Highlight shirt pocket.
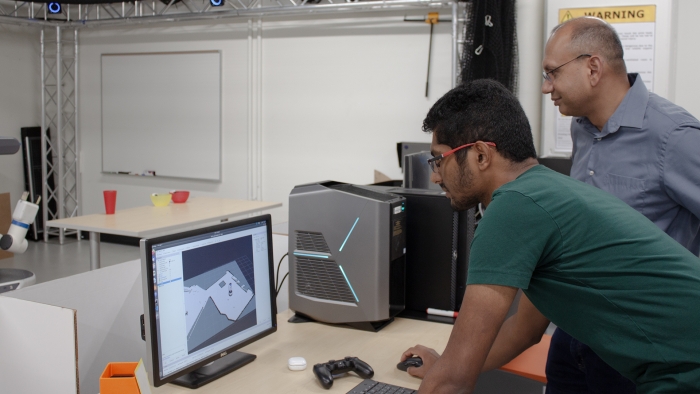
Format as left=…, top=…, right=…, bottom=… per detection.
left=603, top=173, right=647, bottom=214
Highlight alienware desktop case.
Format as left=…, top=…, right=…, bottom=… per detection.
left=288, top=181, right=406, bottom=330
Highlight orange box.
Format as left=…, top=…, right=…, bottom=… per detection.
left=100, top=362, right=141, bottom=394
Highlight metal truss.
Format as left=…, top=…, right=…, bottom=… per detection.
left=41, top=27, right=80, bottom=243
left=0, top=0, right=456, bottom=27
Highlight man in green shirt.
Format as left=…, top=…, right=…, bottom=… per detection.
left=400, top=79, right=700, bottom=393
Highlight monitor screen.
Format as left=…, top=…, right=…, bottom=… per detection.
left=141, top=214, right=277, bottom=388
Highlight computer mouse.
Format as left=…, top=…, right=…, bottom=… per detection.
left=397, top=357, right=423, bottom=371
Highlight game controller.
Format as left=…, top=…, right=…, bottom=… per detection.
left=313, top=356, right=374, bottom=389
left=397, top=357, right=423, bottom=371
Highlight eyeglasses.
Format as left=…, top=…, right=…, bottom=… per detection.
left=427, top=141, right=497, bottom=173
left=542, top=54, right=591, bottom=82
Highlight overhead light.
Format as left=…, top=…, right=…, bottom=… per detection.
left=210, top=0, right=224, bottom=6
left=48, top=2, right=61, bottom=14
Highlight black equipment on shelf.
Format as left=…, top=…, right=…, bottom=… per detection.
left=20, top=127, right=56, bottom=241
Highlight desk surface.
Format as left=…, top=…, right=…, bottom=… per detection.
left=152, top=309, right=453, bottom=393
left=46, top=197, right=281, bottom=237
left=151, top=310, right=549, bottom=393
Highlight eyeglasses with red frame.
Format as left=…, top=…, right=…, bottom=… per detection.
left=427, top=141, right=497, bottom=173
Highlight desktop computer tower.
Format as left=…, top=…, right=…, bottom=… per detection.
left=360, top=186, right=475, bottom=318
left=288, top=181, right=407, bottom=331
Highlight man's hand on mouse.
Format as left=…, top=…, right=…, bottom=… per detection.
left=401, top=344, right=440, bottom=378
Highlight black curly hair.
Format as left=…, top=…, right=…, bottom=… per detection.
left=423, top=79, right=536, bottom=164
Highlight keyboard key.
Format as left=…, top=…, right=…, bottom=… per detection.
left=347, top=379, right=416, bottom=394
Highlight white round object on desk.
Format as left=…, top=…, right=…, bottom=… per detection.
left=288, top=357, right=307, bottom=371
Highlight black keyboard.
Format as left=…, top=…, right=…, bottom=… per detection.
left=346, top=379, right=417, bottom=394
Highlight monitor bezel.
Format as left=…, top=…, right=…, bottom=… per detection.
left=141, top=214, right=278, bottom=387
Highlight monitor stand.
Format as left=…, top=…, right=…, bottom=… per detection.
left=171, top=351, right=256, bottom=389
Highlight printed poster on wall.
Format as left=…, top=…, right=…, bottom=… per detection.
left=554, top=5, right=656, bottom=152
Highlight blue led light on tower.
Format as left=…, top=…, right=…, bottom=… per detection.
left=210, top=0, right=225, bottom=6
left=48, top=2, right=61, bottom=14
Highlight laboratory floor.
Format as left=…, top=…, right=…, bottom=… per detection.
left=0, top=238, right=139, bottom=285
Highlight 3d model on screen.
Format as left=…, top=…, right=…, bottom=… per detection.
left=181, top=257, right=257, bottom=353
left=185, top=268, right=255, bottom=336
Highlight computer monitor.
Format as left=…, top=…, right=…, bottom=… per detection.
left=140, top=214, right=277, bottom=388
left=538, top=157, right=572, bottom=176
left=396, top=141, right=431, bottom=170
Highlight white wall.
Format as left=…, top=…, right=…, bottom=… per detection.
left=74, top=6, right=553, bottom=225
left=78, top=12, right=450, bottom=224
left=517, top=0, right=546, bottom=155
left=79, top=22, right=251, bottom=216
left=261, top=14, right=451, bottom=222
left=673, top=0, right=700, bottom=118
left=0, top=26, right=41, bottom=203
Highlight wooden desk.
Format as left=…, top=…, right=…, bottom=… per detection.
left=46, top=197, right=281, bottom=270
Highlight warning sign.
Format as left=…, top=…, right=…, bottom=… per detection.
left=558, top=5, right=656, bottom=24
left=552, top=4, right=658, bottom=152
left=561, top=10, right=574, bottom=22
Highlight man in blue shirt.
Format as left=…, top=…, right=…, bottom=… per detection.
left=541, top=16, right=700, bottom=393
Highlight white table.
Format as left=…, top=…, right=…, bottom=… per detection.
left=46, top=197, right=281, bottom=270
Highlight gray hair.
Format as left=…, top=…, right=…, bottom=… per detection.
left=551, top=17, right=626, bottom=74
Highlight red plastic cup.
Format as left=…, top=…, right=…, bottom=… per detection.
left=103, top=190, right=117, bottom=215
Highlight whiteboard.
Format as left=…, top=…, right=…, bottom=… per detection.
left=540, top=0, right=676, bottom=157
left=101, top=51, right=222, bottom=180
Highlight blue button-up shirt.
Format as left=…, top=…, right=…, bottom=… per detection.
left=571, top=73, right=700, bottom=255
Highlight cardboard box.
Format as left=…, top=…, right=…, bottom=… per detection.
left=100, top=362, right=140, bottom=394
left=0, top=193, right=13, bottom=260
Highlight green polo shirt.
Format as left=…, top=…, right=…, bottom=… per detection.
left=467, top=165, right=700, bottom=393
